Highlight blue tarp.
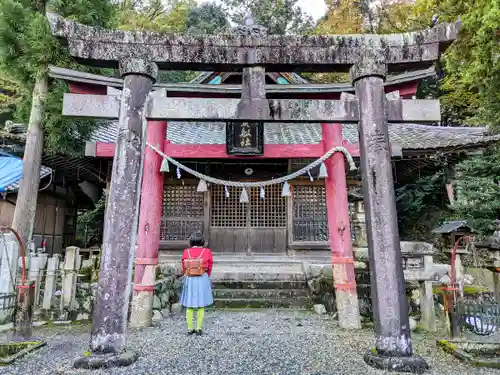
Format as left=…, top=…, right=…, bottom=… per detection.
left=0, top=156, right=24, bottom=193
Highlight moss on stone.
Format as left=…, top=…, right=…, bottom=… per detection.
left=463, top=285, right=489, bottom=294
left=0, top=341, right=43, bottom=362
left=438, top=339, right=457, bottom=351
left=433, top=285, right=489, bottom=295
left=78, top=267, right=93, bottom=282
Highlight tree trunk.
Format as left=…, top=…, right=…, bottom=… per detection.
left=11, top=72, right=48, bottom=249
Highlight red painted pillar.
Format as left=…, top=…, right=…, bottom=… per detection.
left=129, top=120, right=167, bottom=327
left=322, top=122, right=361, bottom=329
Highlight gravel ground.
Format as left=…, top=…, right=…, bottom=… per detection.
left=0, top=310, right=498, bottom=375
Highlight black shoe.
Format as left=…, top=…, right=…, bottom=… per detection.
left=187, top=330, right=196, bottom=335
left=195, top=330, right=203, bottom=336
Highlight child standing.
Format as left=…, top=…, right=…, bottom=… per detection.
left=180, top=231, right=214, bottom=335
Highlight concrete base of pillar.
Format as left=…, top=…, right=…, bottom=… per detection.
left=336, top=290, right=362, bottom=329
left=129, top=291, right=153, bottom=328
left=73, top=350, right=139, bottom=369
left=364, top=350, right=429, bottom=374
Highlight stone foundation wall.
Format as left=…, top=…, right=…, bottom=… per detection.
left=304, top=261, right=427, bottom=321
left=71, top=263, right=184, bottom=320
left=154, top=263, right=183, bottom=312
left=304, top=261, right=372, bottom=316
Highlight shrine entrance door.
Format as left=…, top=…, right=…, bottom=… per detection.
left=209, top=184, right=287, bottom=253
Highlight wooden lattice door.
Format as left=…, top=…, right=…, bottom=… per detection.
left=292, top=184, right=328, bottom=244
left=248, top=185, right=286, bottom=253
left=161, top=182, right=204, bottom=243
left=210, top=186, right=247, bottom=253
left=210, top=185, right=286, bottom=253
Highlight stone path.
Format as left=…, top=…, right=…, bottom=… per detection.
left=0, top=310, right=498, bottom=375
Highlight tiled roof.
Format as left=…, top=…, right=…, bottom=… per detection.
left=90, top=121, right=500, bottom=151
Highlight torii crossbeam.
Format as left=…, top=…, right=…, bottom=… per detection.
left=62, top=92, right=441, bottom=123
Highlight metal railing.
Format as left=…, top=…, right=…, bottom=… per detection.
left=457, top=298, right=500, bottom=336
left=0, top=292, right=16, bottom=324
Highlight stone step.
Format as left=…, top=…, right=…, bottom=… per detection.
left=211, top=280, right=308, bottom=290
left=159, top=252, right=332, bottom=266
left=211, top=270, right=306, bottom=282
left=213, top=288, right=310, bottom=299
left=213, top=297, right=313, bottom=309
left=213, top=262, right=305, bottom=269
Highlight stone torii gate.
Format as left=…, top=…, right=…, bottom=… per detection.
left=49, top=13, right=460, bottom=372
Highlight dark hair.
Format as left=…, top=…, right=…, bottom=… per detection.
left=189, top=231, right=205, bottom=247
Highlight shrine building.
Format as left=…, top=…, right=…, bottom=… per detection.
left=50, top=66, right=499, bottom=255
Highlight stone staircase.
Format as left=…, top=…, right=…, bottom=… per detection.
left=158, top=252, right=330, bottom=309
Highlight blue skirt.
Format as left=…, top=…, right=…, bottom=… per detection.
left=180, top=273, right=214, bottom=308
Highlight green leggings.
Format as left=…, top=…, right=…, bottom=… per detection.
left=186, top=308, right=205, bottom=331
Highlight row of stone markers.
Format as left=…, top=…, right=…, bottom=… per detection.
left=0, top=239, right=181, bottom=329
left=28, top=247, right=99, bottom=322
left=0, top=241, right=100, bottom=326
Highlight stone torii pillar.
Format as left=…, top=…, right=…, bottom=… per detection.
left=351, top=55, right=428, bottom=372
left=74, top=58, right=158, bottom=369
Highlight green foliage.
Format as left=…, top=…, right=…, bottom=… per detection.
left=157, top=70, right=198, bottom=84
left=115, top=0, right=198, bottom=84
left=52, top=0, right=115, bottom=27
left=115, top=0, right=195, bottom=33
left=452, top=146, right=500, bottom=234
left=186, top=2, right=230, bottom=35
left=0, top=0, right=116, bottom=154
left=43, top=81, right=101, bottom=155
left=75, top=194, right=106, bottom=247
left=0, top=73, right=22, bottom=114
left=410, top=0, right=500, bottom=128
left=306, top=0, right=416, bottom=84
left=314, top=0, right=364, bottom=34
left=221, top=0, right=314, bottom=35
left=395, top=171, right=451, bottom=240
left=0, top=1, right=64, bottom=83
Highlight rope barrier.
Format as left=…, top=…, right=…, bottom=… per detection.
left=146, top=142, right=356, bottom=188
